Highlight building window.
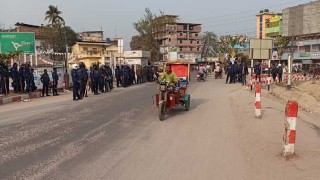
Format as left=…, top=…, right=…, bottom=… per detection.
left=190, top=47, right=193, bottom=51
left=197, top=41, right=200, bottom=44
left=180, top=47, right=183, bottom=51
left=169, top=38, right=171, bottom=42
left=180, top=33, right=183, bottom=36
left=197, top=47, right=200, bottom=51
left=83, top=47, right=88, bottom=51
left=92, top=48, right=98, bottom=54
left=195, top=34, right=198, bottom=37
left=180, top=40, right=183, bottom=44
left=190, top=40, right=193, bottom=44
left=180, top=55, right=183, bottom=58
left=260, top=15, right=263, bottom=23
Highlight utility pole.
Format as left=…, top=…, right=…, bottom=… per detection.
left=287, top=22, right=295, bottom=90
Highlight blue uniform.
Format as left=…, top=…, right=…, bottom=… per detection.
left=11, top=66, right=20, bottom=93
left=52, top=71, right=59, bottom=95
left=40, top=73, right=50, bottom=96
left=72, top=69, right=81, bottom=100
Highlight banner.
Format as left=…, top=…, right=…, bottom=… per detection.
left=0, top=32, right=35, bottom=54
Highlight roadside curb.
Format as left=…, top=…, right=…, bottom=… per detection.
left=0, top=92, right=41, bottom=106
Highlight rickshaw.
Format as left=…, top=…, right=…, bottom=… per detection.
left=155, top=60, right=191, bottom=121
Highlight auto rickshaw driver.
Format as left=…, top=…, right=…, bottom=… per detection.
left=160, top=64, right=179, bottom=89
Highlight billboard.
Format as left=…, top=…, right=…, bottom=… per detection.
left=0, top=32, right=35, bottom=54
left=249, top=38, right=273, bottom=60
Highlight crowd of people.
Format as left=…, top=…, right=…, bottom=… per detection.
left=225, top=61, right=249, bottom=86
left=70, top=63, right=159, bottom=101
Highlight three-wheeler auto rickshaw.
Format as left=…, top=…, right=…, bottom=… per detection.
left=155, top=60, right=191, bottom=121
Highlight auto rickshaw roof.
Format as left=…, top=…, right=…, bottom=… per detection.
left=166, top=60, right=190, bottom=64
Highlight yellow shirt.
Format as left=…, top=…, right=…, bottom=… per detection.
left=160, top=71, right=178, bottom=86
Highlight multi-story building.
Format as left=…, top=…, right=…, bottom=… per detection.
left=256, top=10, right=282, bottom=39
left=282, top=1, right=320, bottom=36
left=71, top=31, right=108, bottom=68
left=159, top=16, right=202, bottom=63
left=265, top=15, right=283, bottom=38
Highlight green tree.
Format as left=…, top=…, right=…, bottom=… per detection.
left=274, top=35, right=289, bottom=64
left=219, top=35, right=247, bottom=59
left=133, top=8, right=176, bottom=62
left=201, top=31, right=219, bottom=58
left=44, top=5, right=65, bottom=28
left=130, top=35, right=144, bottom=50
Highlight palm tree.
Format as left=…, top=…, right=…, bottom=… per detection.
left=219, top=35, right=247, bottom=59
left=44, top=5, right=65, bottom=28
left=201, top=31, right=219, bottom=58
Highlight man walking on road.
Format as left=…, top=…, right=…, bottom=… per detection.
left=71, top=64, right=81, bottom=101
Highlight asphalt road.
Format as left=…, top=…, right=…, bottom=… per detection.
left=1, top=73, right=320, bottom=180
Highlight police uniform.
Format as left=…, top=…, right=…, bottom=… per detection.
left=52, top=68, right=59, bottom=96
left=71, top=68, right=81, bottom=100
left=40, top=70, right=50, bottom=96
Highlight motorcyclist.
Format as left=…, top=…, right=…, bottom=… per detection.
left=214, top=64, right=221, bottom=73
left=198, top=64, right=206, bottom=78
left=160, top=64, right=179, bottom=88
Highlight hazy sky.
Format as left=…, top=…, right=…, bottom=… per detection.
left=0, top=0, right=311, bottom=48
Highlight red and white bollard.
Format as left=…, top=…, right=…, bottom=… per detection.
left=255, top=84, right=262, bottom=118
left=283, top=100, right=298, bottom=156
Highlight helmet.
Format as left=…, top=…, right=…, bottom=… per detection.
left=72, top=63, right=79, bottom=69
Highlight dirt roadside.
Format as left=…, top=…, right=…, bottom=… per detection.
left=230, top=84, right=320, bottom=180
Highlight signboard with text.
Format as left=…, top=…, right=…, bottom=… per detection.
left=0, top=32, right=35, bottom=54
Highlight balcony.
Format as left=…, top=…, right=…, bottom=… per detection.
left=266, top=27, right=280, bottom=34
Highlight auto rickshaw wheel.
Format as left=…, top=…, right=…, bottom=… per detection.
left=159, top=102, right=166, bottom=121
left=185, top=97, right=190, bottom=111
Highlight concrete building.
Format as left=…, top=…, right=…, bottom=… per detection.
left=256, top=10, right=281, bottom=39
left=71, top=31, right=108, bottom=68
left=159, top=16, right=202, bottom=63
left=124, top=51, right=150, bottom=66
left=282, top=1, right=320, bottom=36
left=265, top=15, right=283, bottom=38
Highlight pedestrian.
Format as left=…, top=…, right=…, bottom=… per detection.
left=52, top=67, right=59, bottom=96
left=106, top=65, right=113, bottom=90
left=71, top=64, right=81, bottom=100
left=40, top=69, right=50, bottom=97
left=99, top=65, right=106, bottom=93
left=271, top=64, right=277, bottom=82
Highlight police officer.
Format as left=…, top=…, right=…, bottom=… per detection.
left=115, top=65, right=122, bottom=87
left=131, top=65, right=136, bottom=85
left=71, top=64, right=81, bottom=100
left=40, top=69, right=50, bottom=97
left=25, top=63, right=32, bottom=93
left=92, top=64, right=101, bottom=95
left=226, top=63, right=233, bottom=84
left=100, top=65, right=106, bottom=93
left=30, top=68, right=37, bottom=92
left=19, top=64, right=26, bottom=93
left=79, top=62, right=88, bottom=98
left=106, top=65, right=113, bottom=90
left=254, top=62, right=262, bottom=82
left=52, top=67, right=59, bottom=96
left=0, top=61, right=7, bottom=95
left=11, top=63, right=20, bottom=93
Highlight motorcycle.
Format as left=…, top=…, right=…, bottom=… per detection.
left=215, top=70, right=223, bottom=79
left=197, top=73, right=206, bottom=82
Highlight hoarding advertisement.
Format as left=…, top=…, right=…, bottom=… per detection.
left=0, top=32, right=35, bottom=54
